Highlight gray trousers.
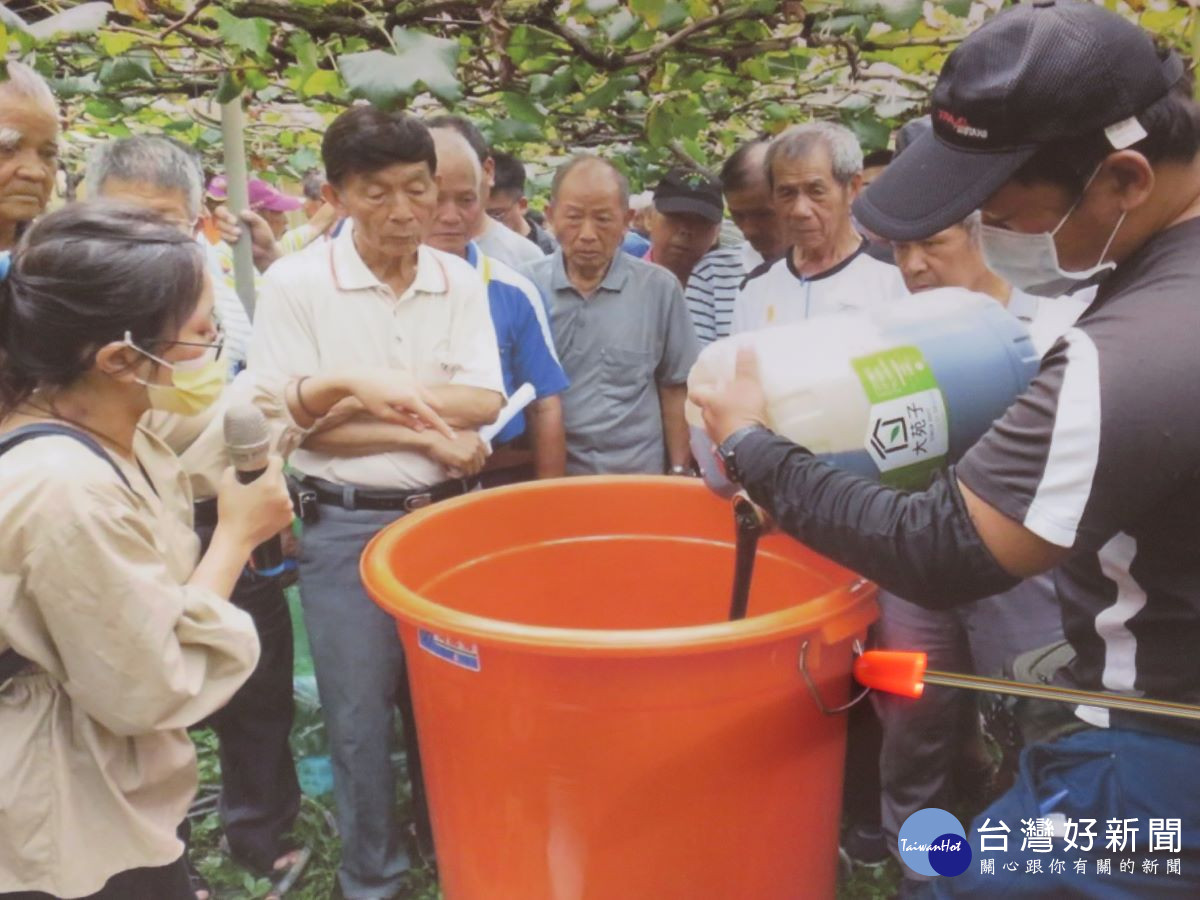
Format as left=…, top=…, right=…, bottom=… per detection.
left=298, top=504, right=411, bottom=899
left=871, top=574, right=1064, bottom=882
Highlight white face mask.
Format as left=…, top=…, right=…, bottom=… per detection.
left=980, top=166, right=1126, bottom=298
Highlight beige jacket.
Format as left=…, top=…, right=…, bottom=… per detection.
left=143, top=369, right=309, bottom=501
left=0, top=426, right=260, bottom=897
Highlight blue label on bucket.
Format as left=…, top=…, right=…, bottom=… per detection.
left=418, top=629, right=481, bottom=672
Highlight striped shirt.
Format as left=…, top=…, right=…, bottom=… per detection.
left=957, top=217, right=1200, bottom=738
left=684, top=245, right=748, bottom=344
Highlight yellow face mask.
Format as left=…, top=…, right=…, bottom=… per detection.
left=125, top=331, right=227, bottom=416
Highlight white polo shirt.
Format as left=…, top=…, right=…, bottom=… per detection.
left=731, top=240, right=907, bottom=333
left=249, top=221, right=505, bottom=490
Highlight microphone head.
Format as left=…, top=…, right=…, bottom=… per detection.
left=223, top=403, right=271, bottom=472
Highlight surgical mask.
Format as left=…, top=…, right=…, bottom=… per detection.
left=125, top=332, right=226, bottom=416
left=980, top=166, right=1127, bottom=298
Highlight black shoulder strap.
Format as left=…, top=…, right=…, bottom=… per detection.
left=0, top=424, right=133, bottom=680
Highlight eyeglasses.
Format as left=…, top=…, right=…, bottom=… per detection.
left=127, top=330, right=225, bottom=364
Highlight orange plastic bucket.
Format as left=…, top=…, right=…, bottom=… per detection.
left=362, top=476, right=877, bottom=900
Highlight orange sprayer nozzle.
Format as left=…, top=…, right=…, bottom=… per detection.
left=853, top=650, right=928, bottom=699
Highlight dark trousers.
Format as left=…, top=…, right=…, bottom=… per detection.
left=0, top=858, right=191, bottom=900
left=195, top=515, right=301, bottom=871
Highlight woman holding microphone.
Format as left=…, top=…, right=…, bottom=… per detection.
left=0, top=201, right=449, bottom=900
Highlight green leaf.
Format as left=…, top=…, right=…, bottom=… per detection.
left=630, top=0, right=667, bottom=28
left=390, top=26, right=461, bottom=97
left=646, top=102, right=671, bottom=146
left=605, top=9, right=641, bottom=43
left=502, top=92, right=544, bottom=125
left=844, top=112, right=891, bottom=150
left=288, top=148, right=321, bottom=173
left=97, top=30, right=138, bottom=57
left=658, top=2, right=689, bottom=30
left=529, top=66, right=575, bottom=99
left=302, top=69, right=342, bottom=97
left=876, top=0, right=923, bottom=30
left=681, top=137, right=707, bottom=166
left=822, top=14, right=869, bottom=36
left=97, top=56, right=154, bottom=86
left=245, top=68, right=271, bottom=91
left=49, top=74, right=99, bottom=97
left=491, top=118, right=543, bottom=144
left=84, top=97, right=124, bottom=118
left=338, top=28, right=460, bottom=107
left=212, top=9, right=272, bottom=59
left=584, top=0, right=620, bottom=11
left=942, top=0, right=971, bottom=16
left=289, top=31, right=320, bottom=73
left=577, top=73, right=639, bottom=110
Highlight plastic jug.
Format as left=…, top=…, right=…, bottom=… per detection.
left=686, top=288, right=1039, bottom=491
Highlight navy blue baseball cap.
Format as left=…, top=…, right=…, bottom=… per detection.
left=854, top=0, right=1184, bottom=241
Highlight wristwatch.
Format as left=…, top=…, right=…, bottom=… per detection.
left=717, top=424, right=768, bottom=485
left=667, top=464, right=697, bottom=476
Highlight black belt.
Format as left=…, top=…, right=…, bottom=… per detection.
left=297, top=474, right=478, bottom=512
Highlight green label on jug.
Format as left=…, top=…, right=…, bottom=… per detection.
left=851, top=347, right=949, bottom=490
left=852, top=346, right=939, bottom=403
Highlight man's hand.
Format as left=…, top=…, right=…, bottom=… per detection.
left=342, top=369, right=455, bottom=439
left=214, top=205, right=280, bottom=272
left=688, top=346, right=770, bottom=445
left=426, top=431, right=489, bottom=477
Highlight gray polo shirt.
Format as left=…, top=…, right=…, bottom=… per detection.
left=523, top=249, right=699, bottom=475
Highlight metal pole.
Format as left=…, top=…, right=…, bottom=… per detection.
left=924, top=668, right=1200, bottom=724
left=220, top=95, right=257, bottom=319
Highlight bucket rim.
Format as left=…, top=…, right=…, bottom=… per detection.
left=360, top=476, right=878, bottom=656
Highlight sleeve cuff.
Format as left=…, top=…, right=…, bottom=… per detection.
left=736, top=430, right=814, bottom=493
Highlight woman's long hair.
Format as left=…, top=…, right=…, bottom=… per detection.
left=0, top=201, right=207, bottom=419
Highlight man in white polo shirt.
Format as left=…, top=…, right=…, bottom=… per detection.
left=732, top=122, right=906, bottom=333
left=249, top=107, right=503, bottom=900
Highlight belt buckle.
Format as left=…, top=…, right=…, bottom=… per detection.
left=404, top=492, right=433, bottom=512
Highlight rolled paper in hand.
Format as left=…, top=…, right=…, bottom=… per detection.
left=480, top=382, right=537, bottom=445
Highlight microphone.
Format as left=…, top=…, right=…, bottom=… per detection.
left=223, top=403, right=286, bottom=576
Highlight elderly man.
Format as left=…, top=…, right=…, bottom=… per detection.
left=251, top=107, right=504, bottom=899
left=90, top=139, right=257, bottom=372
left=644, top=167, right=723, bottom=287
left=85, top=135, right=309, bottom=893
left=732, top=122, right=906, bottom=333
left=426, top=125, right=569, bottom=484
left=427, top=113, right=544, bottom=269
left=696, top=4, right=1200, bottom=897
left=522, top=155, right=699, bottom=475
left=0, top=62, right=58, bottom=253
left=685, top=139, right=788, bottom=343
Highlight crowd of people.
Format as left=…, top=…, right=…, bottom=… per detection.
left=1, top=2, right=1200, bottom=898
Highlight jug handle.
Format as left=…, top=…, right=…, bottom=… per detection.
left=799, top=637, right=871, bottom=715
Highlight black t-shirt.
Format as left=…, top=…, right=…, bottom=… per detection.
left=957, top=217, right=1200, bottom=736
